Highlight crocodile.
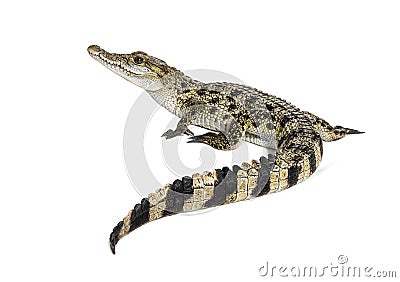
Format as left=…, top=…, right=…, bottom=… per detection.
left=87, top=45, right=363, bottom=254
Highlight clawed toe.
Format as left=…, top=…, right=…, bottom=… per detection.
left=187, top=135, right=205, bottom=144
left=187, top=132, right=219, bottom=144
left=161, top=129, right=179, bottom=139
left=184, top=129, right=194, bottom=136
left=162, top=128, right=193, bottom=140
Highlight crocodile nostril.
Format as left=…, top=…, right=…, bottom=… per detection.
left=87, top=45, right=102, bottom=55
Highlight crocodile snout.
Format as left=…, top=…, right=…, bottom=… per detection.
left=87, top=45, right=102, bottom=55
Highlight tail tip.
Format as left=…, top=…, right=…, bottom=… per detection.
left=109, top=241, right=116, bottom=255
left=347, top=128, right=365, bottom=135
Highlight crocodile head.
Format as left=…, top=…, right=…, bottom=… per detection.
left=87, top=45, right=171, bottom=92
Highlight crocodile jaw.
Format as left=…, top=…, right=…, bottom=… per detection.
left=87, top=45, right=163, bottom=91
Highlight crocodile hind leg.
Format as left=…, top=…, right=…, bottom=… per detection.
left=162, top=104, right=245, bottom=150
left=186, top=113, right=244, bottom=150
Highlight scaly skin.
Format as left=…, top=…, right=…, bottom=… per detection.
left=87, top=45, right=363, bottom=254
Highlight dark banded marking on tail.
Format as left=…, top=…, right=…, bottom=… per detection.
left=287, top=164, right=300, bottom=187
left=166, top=179, right=184, bottom=213
left=254, top=155, right=275, bottom=197
left=182, top=176, right=194, bottom=193
left=308, top=149, right=317, bottom=174
left=204, top=166, right=237, bottom=207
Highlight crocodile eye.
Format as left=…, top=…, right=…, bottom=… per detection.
left=133, top=56, right=144, bottom=64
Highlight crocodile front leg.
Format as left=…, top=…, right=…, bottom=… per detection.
left=161, top=118, right=194, bottom=139
left=161, top=106, right=203, bottom=139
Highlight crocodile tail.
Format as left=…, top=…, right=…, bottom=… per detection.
left=109, top=129, right=324, bottom=253
left=108, top=155, right=276, bottom=254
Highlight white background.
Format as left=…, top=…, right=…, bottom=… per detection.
left=1, top=1, right=399, bottom=281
